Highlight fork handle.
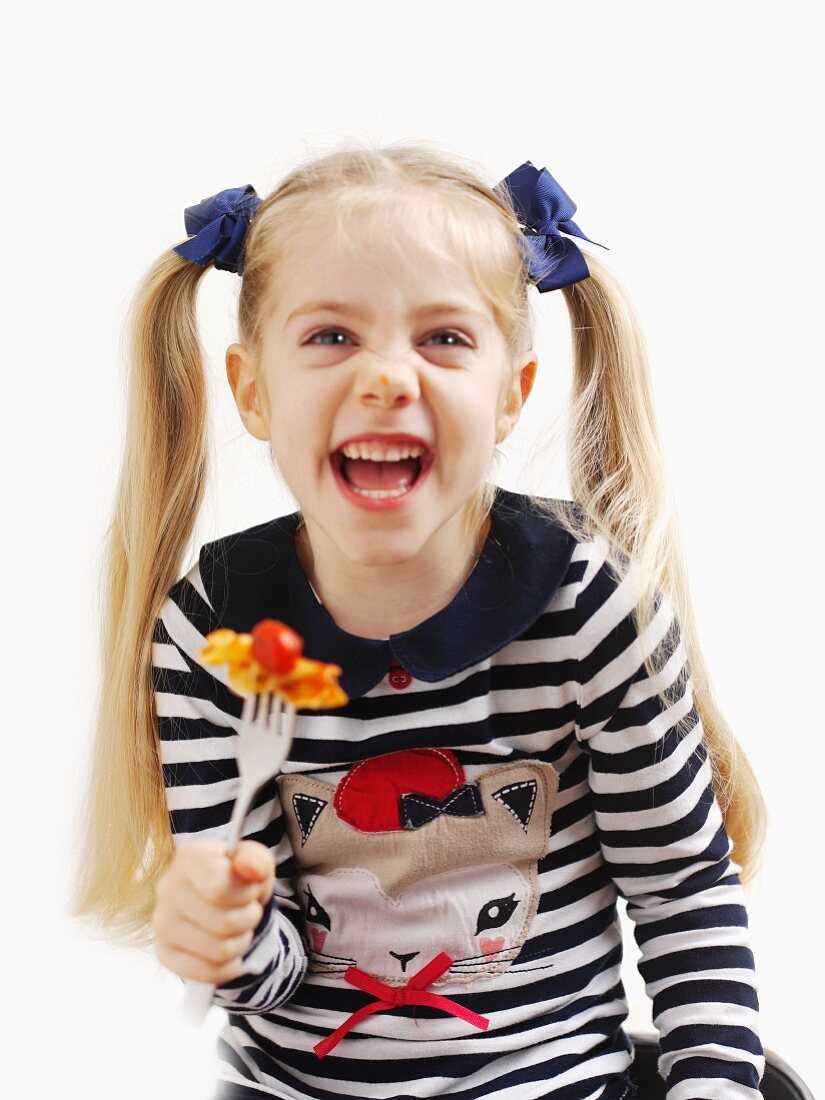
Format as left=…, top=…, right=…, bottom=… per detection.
left=225, top=780, right=257, bottom=853
left=180, top=978, right=216, bottom=1025
left=179, top=782, right=258, bottom=1025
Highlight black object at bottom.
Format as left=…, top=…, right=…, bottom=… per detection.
left=628, top=1034, right=815, bottom=1100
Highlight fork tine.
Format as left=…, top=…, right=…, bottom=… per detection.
left=270, top=693, right=283, bottom=737
left=283, top=701, right=297, bottom=742
left=241, top=692, right=255, bottom=726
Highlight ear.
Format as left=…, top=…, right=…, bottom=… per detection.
left=495, top=352, right=538, bottom=444
left=225, top=343, right=270, bottom=442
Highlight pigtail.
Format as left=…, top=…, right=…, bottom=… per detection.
left=69, top=252, right=212, bottom=946
left=541, top=251, right=767, bottom=883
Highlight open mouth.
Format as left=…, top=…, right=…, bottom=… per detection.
left=329, top=445, right=434, bottom=501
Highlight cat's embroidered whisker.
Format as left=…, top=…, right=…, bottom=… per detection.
left=451, top=947, right=524, bottom=966
left=309, top=950, right=358, bottom=963
left=508, top=961, right=556, bottom=972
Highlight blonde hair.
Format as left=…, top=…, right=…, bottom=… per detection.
left=69, top=139, right=766, bottom=949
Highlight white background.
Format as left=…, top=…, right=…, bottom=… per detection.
left=4, top=1, right=823, bottom=1097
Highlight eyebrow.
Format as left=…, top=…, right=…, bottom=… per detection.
left=285, top=300, right=491, bottom=328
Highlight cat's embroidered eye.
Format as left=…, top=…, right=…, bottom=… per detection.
left=303, top=884, right=331, bottom=931
left=475, top=892, right=519, bottom=935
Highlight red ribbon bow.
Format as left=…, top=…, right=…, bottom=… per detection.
left=313, top=951, right=490, bottom=1058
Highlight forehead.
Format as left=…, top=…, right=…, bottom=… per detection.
left=270, top=214, right=496, bottom=327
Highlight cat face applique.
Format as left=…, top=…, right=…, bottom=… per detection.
left=276, top=748, right=559, bottom=987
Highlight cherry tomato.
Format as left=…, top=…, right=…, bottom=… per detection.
left=251, top=619, right=303, bottom=673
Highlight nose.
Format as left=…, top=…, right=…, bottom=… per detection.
left=389, top=949, right=420, bottom=973
left=354, top=357, right=420, bottom=408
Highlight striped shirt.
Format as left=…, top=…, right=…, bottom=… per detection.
left=152, top=485, right=764, bottom=1099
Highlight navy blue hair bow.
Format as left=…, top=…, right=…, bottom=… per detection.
left=399, top=782, right=484, bottom=830
left=172, top=184, right=262, bottom=274
left=498, top=161, right=608, bottom=292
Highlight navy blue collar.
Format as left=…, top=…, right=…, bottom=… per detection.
left=197, top=485, right=578, bottom=700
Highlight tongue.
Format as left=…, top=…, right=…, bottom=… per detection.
left=341, top=457, right=419, bottom=490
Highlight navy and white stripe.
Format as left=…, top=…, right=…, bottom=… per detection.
left=151, top=496, right=764, bottom=1099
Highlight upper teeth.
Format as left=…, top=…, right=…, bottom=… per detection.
left=339, top=442, right=426, bottom=461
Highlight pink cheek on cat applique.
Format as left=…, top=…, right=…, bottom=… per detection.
left=479, top=935, right=506, bottom=961
left=310, top=927, right=328, bottom=953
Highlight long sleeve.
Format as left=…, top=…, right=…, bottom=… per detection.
left=574, top=538, right=764, bottom=1099
left=150, top=559, right=308, bottom=1014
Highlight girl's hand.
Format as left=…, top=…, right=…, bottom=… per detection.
left=152, top=839, right=275, bottom=985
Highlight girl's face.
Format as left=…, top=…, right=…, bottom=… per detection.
left=228, top=222, right=535, bottom=569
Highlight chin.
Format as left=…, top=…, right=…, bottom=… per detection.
left=338, top=528, right=427, bottom=568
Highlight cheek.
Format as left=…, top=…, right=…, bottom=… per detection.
left=433, top=377, right=499, bottom=438
left=268, top=377, right=330, bottom=443
left=449, top=396, right=499, bottom=455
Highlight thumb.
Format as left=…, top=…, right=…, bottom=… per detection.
left=230, top=840, right=273, bottom=885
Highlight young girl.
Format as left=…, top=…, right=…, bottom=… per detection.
left=71, top=143, right=767, bottom=1099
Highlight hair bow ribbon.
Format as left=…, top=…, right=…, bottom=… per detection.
left=498, top=160, right=608, bottom=292
left=173, top=184, right=262, bottom=274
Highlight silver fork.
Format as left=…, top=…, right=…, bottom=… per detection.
left=179, top=690, right=297, bottom=1025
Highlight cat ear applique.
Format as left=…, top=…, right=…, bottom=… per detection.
left=292, top=793, right=328, bottom=846
left=491, top=779, right=538, bottom=833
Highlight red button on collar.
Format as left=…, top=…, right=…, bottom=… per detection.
left=388, top=657, right=412, bottom=690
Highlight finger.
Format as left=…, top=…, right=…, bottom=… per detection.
left=231, top=841, right=274, bottom=884
left=181, top=849, right=262, bottom=908
left=234, top=850, right=274, bottom=907
left=254, top=863, right=275, bottom=907
left=161, top=911, right=255, bottom=967
left=154, top=938, right=246, bottom=986
left=232, top=848, right=274, bottom=907
left=168, top=883, right=265, bottom=938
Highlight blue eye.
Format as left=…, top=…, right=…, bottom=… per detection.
left=305, top=328, right=472, bottom=348
left=427, top=330, right=472, bottom=347
left=307, top=329, right=350, bottom=346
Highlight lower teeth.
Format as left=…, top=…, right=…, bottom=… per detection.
left=348, top=484, right=412, bottom=498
